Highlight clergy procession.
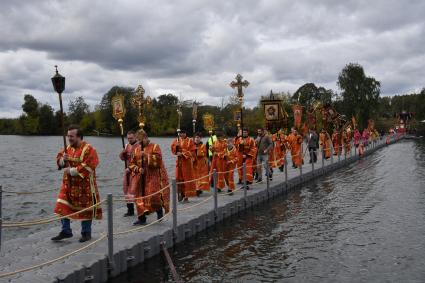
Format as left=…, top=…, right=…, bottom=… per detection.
left=50, top=73, right=387, bottom=243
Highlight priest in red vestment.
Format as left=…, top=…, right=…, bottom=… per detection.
left=193, top=132, right=209, bottom=195
left=130, top=130, right=170, bottom=225
left=52, top=125, right=102, bottom=243
left=119, top=130, right=138, bottom=217
left=171, top=129, right=196, bottom=201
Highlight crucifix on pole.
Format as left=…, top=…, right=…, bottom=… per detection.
left=130, top=84, right=151, bottom=197
left=230, top=74, right=249, bottom=131
left=131, top=85, right=152, bottom=129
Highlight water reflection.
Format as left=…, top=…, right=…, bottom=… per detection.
left=109, top=140, right=425, bottom=283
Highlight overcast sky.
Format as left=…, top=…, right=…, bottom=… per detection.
left=0, top=0, right=424, bottom=118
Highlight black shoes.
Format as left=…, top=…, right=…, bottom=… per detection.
left=256, top=178, right=263, bottom=183
left=124, top=203, right=135, bottom=217
left=52, top=231, right=92, bottom=242
left=227, top=189, right=234, bottom=195
left=156, top=208, right=164, bottom=220
left=196, top=190, right=203, bottom=197
left=237, top=179, right=243, bottom=185
left=133, top=214, right=147, bottom=226
left=79, top=233, right=92, bottom=243
left=51, top=231, right=73, bottom=241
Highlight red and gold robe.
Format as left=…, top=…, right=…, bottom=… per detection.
left=286, top=133, right=303, bottom=167
left=236, top=136, right=256, bottom=183
left=210, top=139, right=227, bottom=190
left=129, top=143, right=170, bottom=216
left=54, top=141, right=102, bottom=220
left=119, top=142, right=139, bottom=202
left=332, top=132, right=341, bottom=155
left=193, top=142, right=209, bottom=191
left=225, top=145, right=238, bottom=191
left=269, top=133, right=282, bottom=168
left=320, top=131, right=331, bottom=159
left=277, top=132, right=288, bottom=167
left=171, top=137, right=196, bottom=198
left=342, top=130, right=352, bottom=154
left=233, top=136, right=244, bottom=181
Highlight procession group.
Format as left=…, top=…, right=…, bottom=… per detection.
left=50, top=124, right=383, bottom=243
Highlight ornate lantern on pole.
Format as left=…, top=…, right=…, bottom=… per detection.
left=51, top=65, right=67, bottom=150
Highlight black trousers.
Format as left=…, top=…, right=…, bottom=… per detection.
left=309, top=147, right=317, bottom=163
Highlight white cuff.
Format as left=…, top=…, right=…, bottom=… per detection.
left=69, top=167, right=79, bottom=177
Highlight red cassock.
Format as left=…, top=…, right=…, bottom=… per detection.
left=171, top=137, right=197, bottom=198
left=286, top=133, right=303, bottom=167
left=276, top=132, right=288, bottom=166
left=225, top=145, right=238, bottom=191
left=193, top=143, right=209, bottom=191
left=128, top=143, right=170, bottom=216
left=119, top=142, right=139, bottom=202
left=269, top=133, right=282, bottom=168
left=54, top=142, right=102, bottom=220
left=210, top=139, right=227, bottom=190
left=233, top=136, right=244, bottom=181
left=235, top=136, right=256, bottom=183
left=210, top=141, right=238, bottom=191
left=342, top=131, right=352, bottom=154
left=320, top=132, right=331, bottom=159
left=332, top=132, right=341, bottom=155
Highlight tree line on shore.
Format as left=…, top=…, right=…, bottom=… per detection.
left=1, top=63, right=424, bottom=136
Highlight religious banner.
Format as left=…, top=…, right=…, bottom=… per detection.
left=292, top=104, right=303, bottom=128
left=202, top=113, right=215, bottom=132
left=111, top=92, right=125, bottom=121
left=260, top=90, right=288, bottom=132
left=264, top=103, right=279, bottom=121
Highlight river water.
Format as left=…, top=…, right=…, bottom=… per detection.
left=109, top=139, right=425, bottom=283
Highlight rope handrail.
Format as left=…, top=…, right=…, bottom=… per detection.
left=113, top=184, right=170, bottom=202
left=0, top=234, right=107, bottom=278
left=218, top=185, right=244, bottom=196
left=177, top=195, right=214, bottom=212
left=2, top=187, right=58, bottom=195
left=3, top=199, right=106, bottom=228
left=113, top=212, right=170, bottom=236
left=176, top=172, right=212, bottom=185
left=4, top=214, right=61, bottom=225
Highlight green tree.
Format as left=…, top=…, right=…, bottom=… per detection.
left=22, top=94, right=39, bottom=117
left=293, top=83, right=319, bottom=107
left=337, top=63, right=380, bottom=129
left=68, top=96, right=90, bottom=124
left=293, top=83, right=333, bottom=108
left=18, top=114, right=39, bottom=134
left=38, top=104, right=56, bottom=135
left=19, top=94, right=40, bottom=134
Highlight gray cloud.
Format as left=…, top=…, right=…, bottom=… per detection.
left=0, top=0, right=424, bottom=117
